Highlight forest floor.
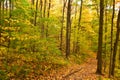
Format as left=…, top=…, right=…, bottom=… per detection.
left=39, top=53, right=107, bottom=80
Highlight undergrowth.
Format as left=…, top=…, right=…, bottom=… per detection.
left=0, top=48, right=90, bottom=79
left=0, top=52, right=68, bottom=79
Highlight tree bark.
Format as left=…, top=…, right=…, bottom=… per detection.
left=43, top=0, right=46, bottom=18
left=46, top=0, right=51, bottom=37
left=103, top=0, right=108, bottom=72
left=75, top=0, right=83, bottom=54
left=31, top=0, right=34, bottom=24
left=31, top=0, right=34, bottom=5
left=96, top=0, right=104, bottom=74
left=0, top=1, right=1, bottom=25
left=2, top=0, right=4, bottom=26
left=34, top=0, right=38, bottom=26
left=0, top=1, right=1, bottom=46
left=66, top=0, right=71, bottom=58
left=41, top=0, right=47, bottom=38
left=119, top=43, right=120, bottom=65
left=78, top=0, right=83, bottom=28
left=109, top=0, right=115, bottom=77
left=40, top=0, right=43, bottom=18
left=111, top=8, right=120, bottom=76
left=60, top=0, right=67, bottom=52
left=73, top=0, right=78, bottom=53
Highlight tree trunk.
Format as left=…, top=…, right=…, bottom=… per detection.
left=40, top=0, right=43, bottom=18
left=2, top=0, right=4, bottom=26
left=5, top=0, right=8, bottom=14
left=41, top=0, right=47, bottom=38
left=73, top=0, right=78, bottom=53
left=75, top=0, right=83, bottom=54
left=8, top=0, right=13, bottom=52
left=31, top=0, right=34, bottom=5
left=46, top=0, right=51, bottom=37
left=31, top=0, right=34, bottom=24
left=109, top=0, right=115, bottom=77
left=9, top=0, right=13, bottom=18
left=43, top=0, right=46, bottom=18
left=103, top=0, right=108, bottom=72
left=78, top=0, right=83, bottom=28
left=96, top=0, right=104, bottom=74
left=34, top=0, right=38, bottom=26
left=0, top=1, right=1, bottom=46
left=0, top=1, right=1, bottom=25
left=60, top=0, right=67, bottom=52
left=66, top=0, right=71, bottom=58
left=111, top=8, right=120, bottom=76
left=119, top=43, right=120, bottom=65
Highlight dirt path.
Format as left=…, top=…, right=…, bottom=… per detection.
left=40, top=55, right=102, bottom=80
left=60, top=56, right=99, bottom=80
left=62, top=57, right=99, bottom=80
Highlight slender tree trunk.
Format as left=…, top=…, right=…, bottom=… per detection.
left=60, top=0, right=67, bottom=52
left=0, top=1, right=1, bottom=25
left=78, top=0, right=83, bottom=28
left=103, top=0, right=108, bottom=72
left=5, top=0, right=8, bottom=14
left=32, top=0, right=34, bottom=5
left=46, top=0, right=51, bottom=37
left=0, top=1, right=2, bottom=46
left=39, top=0, right=43, bottom=37
left=2, top=0, right=4, bottom=26
left=34, top=0, right=38, bottom=26
left=8, top=0, right=13, bottom=52
left=119, top=42, right=120, bottom=65
left=43, top=0, right=46, bottom=18
left=74, top=1, right=77, bottom=20
left=73, top=0, right=77, bottom=53
left=40, top=0, right=43, bottom=18
left=41, top=0, right=47, bottom=38
left=66, top=0, right=71, bottom=58
left=96, top=0, right=104, bottom=74
left=111, top=8, right=120, bottom=76
left=9, top=0, right=12, bottom=18
left=75, top=0, right=83, bottom=54
left=109, top=0, right=115, bottom=77
left=31, top=0, right=34, bottom=24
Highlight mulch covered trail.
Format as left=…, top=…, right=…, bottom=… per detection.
left=62, top=57, right=99, bottom=80
left=39, top=55, right=103, bottom=80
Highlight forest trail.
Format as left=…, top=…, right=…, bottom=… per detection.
left=40, top=53, right=103, bottom=80
left=62, top=56, right=98, bottom=80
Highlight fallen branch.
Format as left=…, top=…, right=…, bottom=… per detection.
left=63, top=68, right=82, bottom=78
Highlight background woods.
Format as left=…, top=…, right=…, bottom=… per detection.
left=0, top=0, right=120, bottom=79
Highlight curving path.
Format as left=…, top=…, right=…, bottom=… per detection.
left=39, top=54, right=103, bottom=80
left=62, top=58, right=99, bottom=80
